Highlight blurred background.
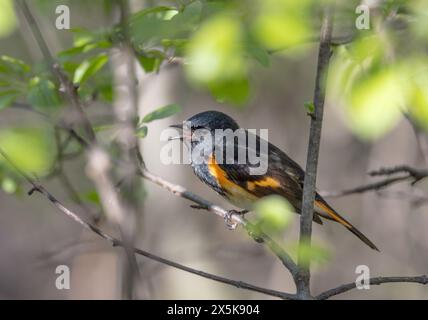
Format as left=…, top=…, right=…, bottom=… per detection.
left=0, top=0, right=427, bottom=299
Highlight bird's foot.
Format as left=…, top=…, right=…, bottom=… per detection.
left=224, top=209, right=248, bottom=230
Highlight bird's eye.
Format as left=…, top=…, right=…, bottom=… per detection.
left=191, top=125, right=204, bottom=130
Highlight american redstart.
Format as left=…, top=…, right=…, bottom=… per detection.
left=170, top=111, right=378, bottom=251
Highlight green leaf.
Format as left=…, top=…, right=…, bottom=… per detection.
left=0, top=0, right=17, bottom=38
left=73, top=53, right=109, bottom=85
left=253, top=0, right=314, bottom=50
left=291, top=239, right=331, bottom=267
left=169, top=0, right=203, bottom=34
left=137, top=55, right=160, bottom=73
left=185, top=13, right=251, bottom=105
left=83, top=190, right=101, bottom=206
left=58, top=45, right=88, bottom=59
left=304, top=101, right=315, bottom=114
left=0, top=89, right=19, bottom=110
left=254, top=195, right=293, bottom=233
left=141, top=104, right=181, bottom=123
left=346, top=68, right=405, bottom=140
left=245, top=41, right=270, bottom=67
left=27, top=77, right=61, bottom=109
left=131, top=5, right=178, bottom=23
left=186, top=14, right=246, bottom=84
left=0, top=55, right=30, bottom=75
left=94, top=124, right=115, bottom=133
left=209, top=77, right=250, bottom=106
left=136, top=125, right=148, bottom=138
left=62, top=61, right=80, bottom=75
left=129, top=6, right=179, bottom=45
left=1, top=176, right=17, bottom=194
left=162, top=38, right=188, bottom=55
left=136, top=50, right=165, bottom=73
left=72, top=28, right=107, bottom=47
left=58, top=40, right=112, bottom=60
left=0, top=128, right=55, bottom=175
left=98, top=82, right=113, bottom=103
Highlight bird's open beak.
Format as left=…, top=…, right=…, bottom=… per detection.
left=169, top=124, right=184, bottom=141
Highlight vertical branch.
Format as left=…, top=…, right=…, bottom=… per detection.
left=297, top=6, right=334, bottom=298
left=109, top=0, right=145, bottom=299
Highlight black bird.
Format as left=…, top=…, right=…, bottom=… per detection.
left=171, top=110, right=379, bottom=251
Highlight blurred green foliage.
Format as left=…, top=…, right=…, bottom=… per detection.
left=0, top=0, right=427, bottom=240
left=1, top=0, right=427, bottom=141
left=0, top=128, right=55, bottom=176
left=290, top=238, right=330, bottom=267
left=328, top=0, right=428, bottom=140
left=253, top=0, right=314, bottom=49
left=27, top=77, right=62, bottom=109
left=0, top=0, right=17, bottom=39
left=140, top=103, right=182, bottom=123
left=254, top=195, right=293, bottom=234
left=0, top=55, right=62, bottom=111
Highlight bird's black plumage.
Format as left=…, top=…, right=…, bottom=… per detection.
left=178, top=111, right=379, bottom=251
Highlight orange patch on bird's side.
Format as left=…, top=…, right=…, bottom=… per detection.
left=207, top=156, right=240, bottom=191
left=247, top=177, right=281, bottom=191
left=207, top=155, right=258, bottom=203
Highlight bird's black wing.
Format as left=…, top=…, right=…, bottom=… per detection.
left=217, top=131, right=305, bottom=210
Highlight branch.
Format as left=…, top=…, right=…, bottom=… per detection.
left=297, top=6, right=334, bottom=298
left=369, top=165, right=428, bottom=183
left=18, top=0, right=146, bottom=298
left=321, top=165, right=428, bottom=198
left=12, top=102, right=90, bottom=148
left=52, top=128, right=97, bottom=221
left=138, top=166, right=300, bottom=283
left=0, top=147, right=296, bottom=300
left=107, top=0, right=144, bottom=299
left=316, top=275, right=428, bottom=300
left=18, top=0, right=96, bottom=143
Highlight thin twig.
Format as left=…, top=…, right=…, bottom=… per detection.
left=369, top=165, right=428, bottom=183
left=321, top=165, right=428, bottom=198
left=12, top=102, right=90, bottom=148
left=0, top=147, right=296, bottom=300
left=138, top=167, right=300, bottom=283
left=297, top=5, right=334, bottom=299
left=316, top=275, right=428, bottom=300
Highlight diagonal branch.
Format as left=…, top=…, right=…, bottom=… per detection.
left=316, top=275, right=428, bottom=300
left=139, top=166, right=300, bottom=283
left=0, top=147, right=296, bottom=300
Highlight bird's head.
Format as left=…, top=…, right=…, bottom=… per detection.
left=169, top=111, right=239, bottom=145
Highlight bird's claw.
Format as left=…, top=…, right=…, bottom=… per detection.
left=224, top=209, right=248, bottom=230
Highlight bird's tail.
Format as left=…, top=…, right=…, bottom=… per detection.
left=314, top=196, right=379, bottom=251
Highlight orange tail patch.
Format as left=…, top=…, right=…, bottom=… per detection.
left=314, top=200, right=352, bottom=229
